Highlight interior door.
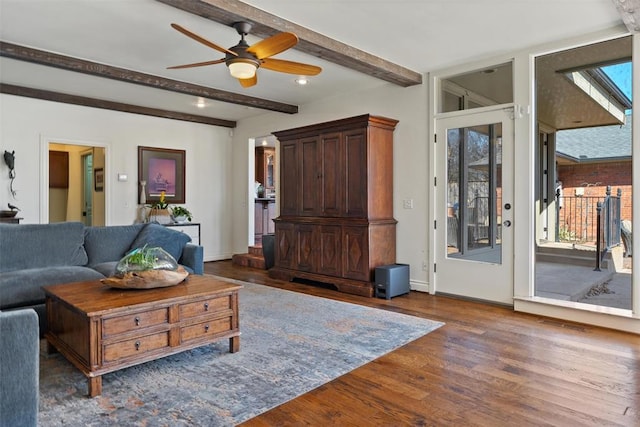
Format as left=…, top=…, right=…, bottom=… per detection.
left=435, top=108, right=514, bottom=304
left=82, top=152, right=93, bottom=226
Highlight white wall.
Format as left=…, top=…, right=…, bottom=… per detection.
left=0, top=95, right=234, bottom=261
left=232, top=81, right=431, bottom=289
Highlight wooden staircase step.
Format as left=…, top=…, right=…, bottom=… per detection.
left=248, top=245, right=263, bottom=256
left=231, top=252, right=265, bottom=270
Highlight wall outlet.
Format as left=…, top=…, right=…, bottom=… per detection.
left=422, top=261, right=427, bottom=271
left=403, top=199, right=414, bottom=209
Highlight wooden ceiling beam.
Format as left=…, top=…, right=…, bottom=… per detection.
left=0, top=83, right=237, bottom=128
left=0, top=41, right=298, bottom=115
left=156, top=0, right=423, bottom=87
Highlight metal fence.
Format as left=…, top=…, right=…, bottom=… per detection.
left=555, top=194, right=603, bottom=244
left=556, top=186, right=621, bottom=248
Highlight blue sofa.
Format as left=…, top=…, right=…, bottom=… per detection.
left=0, top=308, right=39, bottom=427
left=0, top=221, right=204, bottom=334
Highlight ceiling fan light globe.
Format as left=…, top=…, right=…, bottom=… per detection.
left=228, top=62, right=257, bottom=79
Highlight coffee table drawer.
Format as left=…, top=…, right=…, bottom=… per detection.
left=181, top=317, right=232, bottom=343
left=103, top=308, right=169, bottom=337
left=180, top=296, right=229, bottom=319
left=103, top=331, right=170, bottom=362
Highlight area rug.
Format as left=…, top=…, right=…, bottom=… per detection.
left=38, top=278, right=443, bottom=426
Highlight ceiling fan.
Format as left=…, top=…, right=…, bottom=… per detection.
left=167, top=22, right=322, bottom=88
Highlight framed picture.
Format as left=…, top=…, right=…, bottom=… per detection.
left=94, top=168, right=104, bottom=192
left=138, top=146, right=186, bottom=204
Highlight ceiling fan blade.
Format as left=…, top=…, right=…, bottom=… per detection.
left=238, top=74, right=257, bottom=88
left=247, top=32, right=298, bottom=59
left=171, top=23, right=237, bottom=57
left=261, top=58, right=322, bottom=76
left=167, top=59, right=225, bottom=69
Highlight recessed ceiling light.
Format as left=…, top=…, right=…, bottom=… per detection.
left=262, top=140, right=267, bottom=146
left=295, top=77, right=309, bottom=85
left=195, top=97, right=206, bottom=108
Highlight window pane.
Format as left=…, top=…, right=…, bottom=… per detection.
left=440, top=63, right=513, bottom=113
left=447, top=123, right=502, bottom=264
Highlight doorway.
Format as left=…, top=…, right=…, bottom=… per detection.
left=47, top=142, right=106, bottom=225
left=253, top=136, right=277, bottom=246
left=534, top=36, right=633, bottom=311
left=435, top=108, right=515, bottom=304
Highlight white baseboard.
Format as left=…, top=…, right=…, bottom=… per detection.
left=410, top=280, right=430, bottom=293
left=203, top=253, right=234, bottom=263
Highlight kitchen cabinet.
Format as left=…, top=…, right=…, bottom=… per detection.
left=254, top=199, right=276, bottom=245
left=255, top=147, right=275, bottom=192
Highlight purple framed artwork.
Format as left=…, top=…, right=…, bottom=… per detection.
left=138, top=146, right=185, bottom=204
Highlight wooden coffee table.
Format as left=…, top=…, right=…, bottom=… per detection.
left=43, top=275, right=241, bottom=397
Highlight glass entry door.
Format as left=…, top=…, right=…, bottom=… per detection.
left=435, top=108, right=514, bottom=304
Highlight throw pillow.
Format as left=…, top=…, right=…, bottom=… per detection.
left=84, top=224, right=145, bottom=266
left=0, top=222, right=88, bottom=272
left=128, top=223, right=191, bottom=262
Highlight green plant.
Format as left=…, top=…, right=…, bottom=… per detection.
left=171, top=205, right=193, bottom=222
left=122, top=245, right=158, bottom=270
left=148, top=191, right=169, bottom=210
left=558, top=226, right=576, bottom=242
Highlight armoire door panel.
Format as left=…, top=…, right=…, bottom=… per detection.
left=342, top=226, right=369, bottom=281
left=295, top=224, right=316, bottom=271
left=318, top=225, right=342, bottom=277
left=279, top=142, right=299, bottom=216
left=274, top=222, right=295, bottom=269
left=319, top=132, right=343, bottom=216
left=344, top=129, right=368, bottom=217
left=300, top=136, right=320, bottom=216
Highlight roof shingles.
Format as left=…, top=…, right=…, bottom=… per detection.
left=556, top=114, right=632, bottom=161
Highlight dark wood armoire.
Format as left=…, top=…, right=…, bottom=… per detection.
left=269, top=114, right=398, bottom=297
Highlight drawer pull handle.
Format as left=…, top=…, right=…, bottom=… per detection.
left=204, top=302, right=209, bottom=311
left=204, top=324, right=210, bottom=332
left=134, top=316, right=140, bottom=326
left=135, top=341, right=141, bottom=351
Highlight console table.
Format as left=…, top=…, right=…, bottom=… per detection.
left=0, top=217, right=22, bottom=224
left=164, top=222, right=200, bottom=245
left=254, top=198, right=276, bottom=245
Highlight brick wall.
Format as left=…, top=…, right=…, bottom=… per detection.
left=558, top=160, right=632, bottom=221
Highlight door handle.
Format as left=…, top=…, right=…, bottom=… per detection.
left=503, top=220, right=512, bottom=227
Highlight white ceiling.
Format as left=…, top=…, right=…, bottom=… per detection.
left=0, top=0, right=627, bottom=123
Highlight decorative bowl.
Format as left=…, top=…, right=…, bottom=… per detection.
left=0, top=210, right=17, bottom=218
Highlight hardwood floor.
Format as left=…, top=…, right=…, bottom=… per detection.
left=204, top=260, right=640, bottom=426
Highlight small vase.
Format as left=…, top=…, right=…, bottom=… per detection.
left=139, top=181, right=147, bottom=204
left=149, top=208, right=172, bottom=224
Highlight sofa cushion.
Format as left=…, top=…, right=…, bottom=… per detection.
left=0, top=222, right=88, bottom=273
left=0, top=309, right=39, bottom=427
left=0, top=266, right=104, bottom=309
left=84, top=223, right=145, bottom=266
left=91, top=261, right=119, bottom=277
left=129, top=223, right=191, bottom=262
